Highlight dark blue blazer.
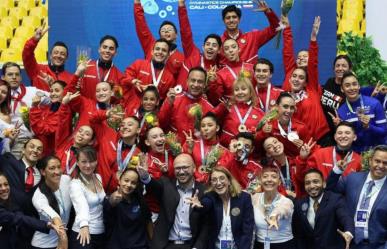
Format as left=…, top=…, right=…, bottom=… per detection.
left=200, top=191, right=254, bottom=249
left=0, top=203, right=49, bottom=249
left=292, top=191, right=354, bottom=249
left=0, top=153, right=38, bottom=216
left=326, top=171, right=387, bottom=246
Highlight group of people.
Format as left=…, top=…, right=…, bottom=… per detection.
left=0, top=0, right=386, bottom=249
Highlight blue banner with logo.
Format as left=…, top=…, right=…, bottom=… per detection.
left=49, top=0, right=336, bottom=85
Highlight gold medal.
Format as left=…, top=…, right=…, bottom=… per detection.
left=238, top=124, right=247, bottom=132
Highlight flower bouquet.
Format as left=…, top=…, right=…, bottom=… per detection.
left=188, top=103, right=203, bottom=133
left=143, top=112, right=159, bottom=128
left=165, top=131, right=182, bottom=157
left=107, top=104, right=124, bottom=130
left=276, top=0, right=294, bottom=49
left=246, top=170, right=261, bottom=194
left=128, top=155, right=140, bottom=169
left=256, top=107, right=278, bottom=130
left=199, top=145, right=224, bottom=174
left=19, top=105, right=30, bottom=130
left=361, top=149, right=373, bottom=171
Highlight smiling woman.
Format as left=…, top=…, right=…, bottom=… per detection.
left=251, top=166, right=295, bottom=249
left=32, top=155, right=71, bottom=249
left=187, top=166, right=254, bottom=249
left=0, top=171, right=63, bottom=249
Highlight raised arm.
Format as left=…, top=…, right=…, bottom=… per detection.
left=307, top=16, right=321, bottom=93
left=178, top=0, right=199, bottom=57
left=133, top=0, right=156, bottom=56
left=22, top=22, right=49, bottom=89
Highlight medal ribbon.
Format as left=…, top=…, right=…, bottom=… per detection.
left=151, top=62, right=165, bottom=87
left=96, top=59, right=113, bottom=82
left=234, top=105, right=253, bottom=126
left=116, top=140, right=137, bottom=171
left=257, top=83, right=272, bottom=112
left=346, top=95, right=364, bottom=114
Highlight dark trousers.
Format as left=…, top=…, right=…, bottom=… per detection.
left=31, top=247, right=56, bottom=249
left=69, top=230, right=105, bottom=249
left=165, top=242, right=191, bottom=249
left=254, top=239, right=296, bottom=249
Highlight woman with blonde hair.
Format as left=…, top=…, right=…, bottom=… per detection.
left=187, top=166, right=254, bottom=249
left=216, top=77, right=264, bottom=147
left=252, top=166, right=295, bottom=249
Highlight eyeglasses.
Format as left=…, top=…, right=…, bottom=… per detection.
left=160, top=28, right=174, bottom=33
left=210, top=176, right=228, bottom=184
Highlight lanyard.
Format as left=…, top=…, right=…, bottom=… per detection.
left=151, top=63, right=165, bottom=87
left=96, top=60, right=113, bottom=82
left=346, top=95, right=364, bottom=114
left=332, top=147, right=353, bottom=168
left=234, top=105, right=253, bottom=126
left=261, top=193, right=280, bottom=217
left=57, top=188, right=67, bottom=220
left=116, top=140, right=137, bottom=171
left=65, top=149, right=77, bottom=175
left=223, top=199, right=231, bottom=240
left=273, top=158, right=291, bottom=190
left=257, top=84, right=271, bottom=112
left=278, top=120, right=292, bottom=137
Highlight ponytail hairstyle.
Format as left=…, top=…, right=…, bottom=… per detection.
left=36, top=155, right=61, bottom=215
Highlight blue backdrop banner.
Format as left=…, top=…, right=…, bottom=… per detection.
left=48, top=0, right=336, bottom=85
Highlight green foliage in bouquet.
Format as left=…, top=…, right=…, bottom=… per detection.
left=361, top=149, right=372, bottom=171
left=338, top=32, right=387, bottom=86
left=200, top=145, right=224, bottom=174
left=165, top=132, right=182, bottom=157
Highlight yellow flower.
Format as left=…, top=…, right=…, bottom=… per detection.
left=145, top=114, right=155, bottom=124
left=19, top=106, right=29, bottom=114
left=129, top=156, right=139, bottom=168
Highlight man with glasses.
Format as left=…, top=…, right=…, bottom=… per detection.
left=134, top=0, right=184, bottom=78
left=255, top=92, right=312, bottom=158
left=326, top=145, right=387, bottom=249
left=137, top=153, right=209, bottom=249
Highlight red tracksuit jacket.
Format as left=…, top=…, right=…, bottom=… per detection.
left=134, top=2, right=184, bottom=78
left=283, top=36, right=330, bottom=140
left=158, top=93, right=214, bottom=144
left=255, top=84, right=283, bottom=112
left=303, top=146, right=362, bottom=179
left=97, top=135, right=142, bottom=194
left=216, top=102, right=264, bottom=147
left=54, top=104, right=80, bottom=174
left=182, top=138, right=233, bottom=183
left=208, top=61, right=254, bottom=105
left=144, top=150, right=175, bottom=213
left=121, top=59, right=176, bottom=112
left=29, top=104, right=70, bottom=156
left=227, top=156, right=263, bottom=190
left=282, top=27, right=319, bottom=92
left=176, top=5, right=219, bottom=88
left=220, top=9, right=279, bottom=65
left=78, top=60, right=124, bottom=100
left=22, top=37, right=73, bottom=91
left=255, top=119, right=312, bottom=158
